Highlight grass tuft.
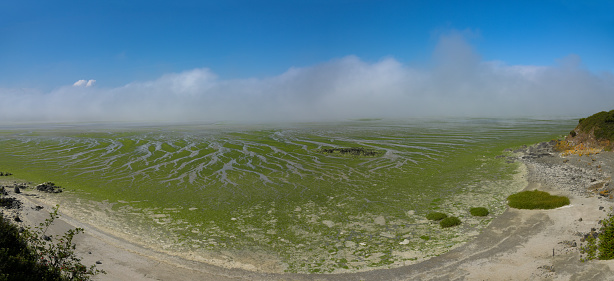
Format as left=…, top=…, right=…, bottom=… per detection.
left=425, top=212, right=447, bottom=221
left=469, top=207, right=489, bottom=216
left=507, top=190, right=570, bottom=209
left=440, top=217, right=461, bottom=228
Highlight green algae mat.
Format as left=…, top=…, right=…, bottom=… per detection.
left=0, top=118, right=575, bottom=273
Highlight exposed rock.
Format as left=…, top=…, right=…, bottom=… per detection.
left=35, top=182, right=63, bottom=193
left=0, top=197, right=23, bottom=209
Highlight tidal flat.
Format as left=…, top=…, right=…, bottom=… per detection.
left=0, top=118, right=576, bottom=273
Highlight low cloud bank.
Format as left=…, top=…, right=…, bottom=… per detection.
left=2, top=32, right=613, bottom=123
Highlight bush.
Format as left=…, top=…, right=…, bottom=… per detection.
left=425, top=212, right=447, bottom=221
left=0, top=205, right=104, bottom=280
left=1, top=212, right=63, bottom=280
left=440, top=217, right=461, bottom=228
left=507, top=190, right=570, bottom=209
left=469, top=207, right=489, bottom=217
left=577, top=110, right=614, bottom=142
left=598, top=213, right=614, bottom=260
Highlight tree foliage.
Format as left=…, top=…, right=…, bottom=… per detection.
left=0, top=205, right=104, bottom=280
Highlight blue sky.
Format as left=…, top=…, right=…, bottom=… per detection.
left=1, top=0, right=613, bottom=122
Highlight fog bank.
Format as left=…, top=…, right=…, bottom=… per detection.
left=2, top=32, right=613, bottom=123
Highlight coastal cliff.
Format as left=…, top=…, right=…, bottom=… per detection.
left=568, top=110, right=614, bottom=150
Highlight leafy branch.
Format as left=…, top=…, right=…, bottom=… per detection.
left=20, top=205, right=105, bottom=280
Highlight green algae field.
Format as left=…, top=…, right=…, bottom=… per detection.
left=0, top=118, right=576, bottom=273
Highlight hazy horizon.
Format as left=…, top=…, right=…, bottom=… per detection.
left=1, top=1, right=612, bottom=123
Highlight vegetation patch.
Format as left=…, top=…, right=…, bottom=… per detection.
left=425, top=212, right=447, bottom=221
left=0, top=205, right=104, bottom=280
left=0, top=119, right=578, bottom=273
left=317, top=147, right=383, bottom=157
left=581, top=212, right=614, bottom=261
left=598, top=212, right=614, bottom=259
left=577, top=110, right=614, bottom=142
left=439, top=217, right=461, bottom=228
left=469, top=207, right=489, bottom=217
left=507, top=190, right=570, bottom=209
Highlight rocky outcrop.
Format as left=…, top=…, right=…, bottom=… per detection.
left=35, top=182, right=63, bottom=193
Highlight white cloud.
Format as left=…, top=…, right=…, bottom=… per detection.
left=73, top=80, right=87, bottom=87
left=73, top=79, right=96, bottom=87
left=3, top=31, right=614, bottom=123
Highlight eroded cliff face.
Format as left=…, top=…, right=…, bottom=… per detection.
left=567, top=110, right=614, bottom=150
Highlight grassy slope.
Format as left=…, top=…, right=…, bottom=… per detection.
left=576, top=110, right=614, bottom=142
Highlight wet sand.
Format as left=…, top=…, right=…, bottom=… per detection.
left=4, top=143, right=614, bottom=280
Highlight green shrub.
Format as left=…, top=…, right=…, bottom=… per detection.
left=507, top=190, right=570, bottom=209
left=598, top=213, right=614, bottom=260
left=469, top=207, right=489, bottom=217
left=0, top=205, right=104, bottom=280
left=581, top=234, right=598, bottom=262
left=577, top=110, right=614, bottom=142
left=440, top=217, right=461, bottom=228
left=425, top=212, right=447, bottom=221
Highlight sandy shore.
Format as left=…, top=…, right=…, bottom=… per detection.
left=3, top=142, right=614, bottom=280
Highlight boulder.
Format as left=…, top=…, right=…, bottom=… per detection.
left=35, top=182, right=63, bottom=193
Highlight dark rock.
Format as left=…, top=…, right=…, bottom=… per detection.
left=599, top=206, right=604, bottom=210
left=35, top=182, right=62, bottom=193
left=33, top=206, right=44, bottom=211
left=0, top=197, right=23, bottom=209
left=579, top=218, right=583, bottom=222
left=42, top=235, right=52, bottom=241
left=95, top=261, right=102, bottom=264
left=14, top=216, right=21, bottom=222
left=13, top=186, right=20, bottom=194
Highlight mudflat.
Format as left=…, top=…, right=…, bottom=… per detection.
left=4, top=142, right=614, bottom=280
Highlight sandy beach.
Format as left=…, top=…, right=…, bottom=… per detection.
left=3, top=142, right=614, bottom=280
